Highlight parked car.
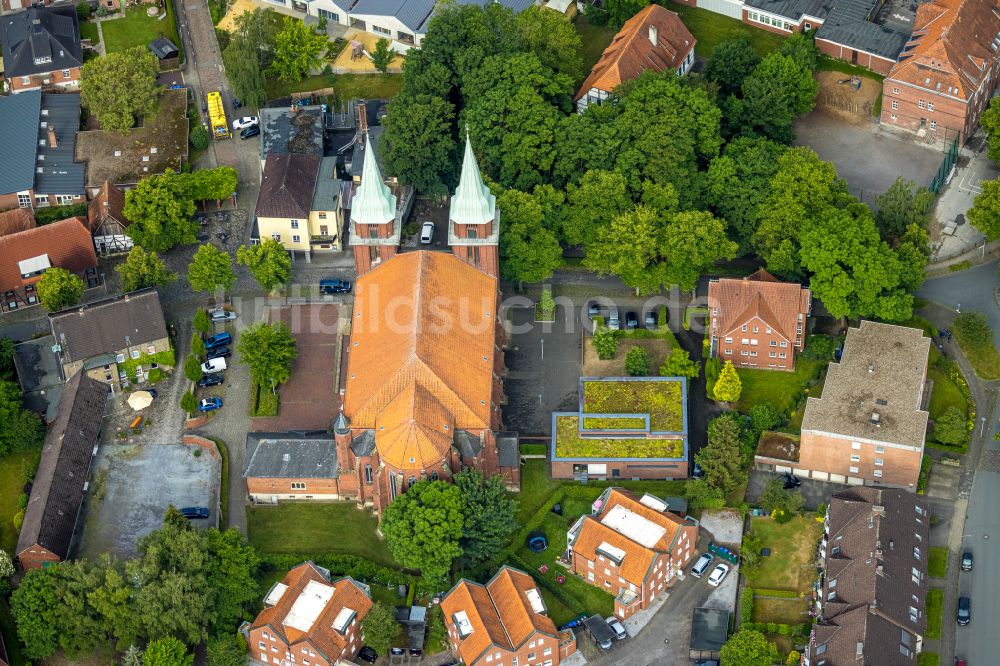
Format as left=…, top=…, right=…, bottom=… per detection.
left=584, top=615, right=615, bottom=650
left=587, top=301, right=601, bottom=319
left=357, top=647, right=377, bottom=664
left=180, top=506, right=209, bottom=519
left=147, top=389, right=158, bottom=399
left=197, top=373, right=224, bottom=388
left=644, top=310, right=657, bottom=329
left=420, top=220, right=435, bottom=244
left=782, top=473, right=802, bottom=489
left=198, top=397, right=223, bottom=412
left=209, top=308, right=237, bottom=322
left=692, top=463, right=704, bottom=479
left=605, top=616, right=628, bottom=640
left=319, top=278, right=352, bottom=294
left=390, top=648, right=405, bottom=656
left=957, top=596, right=971, bottom=625
left=240, top=126, right=260, bottom=140
left=694, top=661, right=720, bottom=666
left=690, top=553, right=713, bottom=578
left=205, top=332, right=232, bottom=350
left=206, top=346, right=231, bottom=360
left=201, top=357, right=227, bottom=373
left=625, top=311, right=638, bottom=330
left=707, top=563, right=730, bottom=587
left=607, top=308, right=621, bottom=331
left=962, top=551, right=973, bottom=571
left=232, top=115, right=259, bottom=130
left=408, top=649, right=423, bottom=657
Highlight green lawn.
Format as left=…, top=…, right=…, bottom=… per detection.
left=79, top=20, right=100, bottom=46
left=925, top=589, right=943, bottom=639
left=752, top=595, right=809, bottom=625
left=0, top=449, right=40, bottom=553
left=917, top=652, right=940, bottom=666
left=744, top=516, right=823, bottom=593
left=928, top=364, right=968, bottom=420
left=710, top=354, right=826, bottom=417
left=247, top=502, right=397, bottom=567
left=574, top=16, right=616, bottom=77
left=515, top=459, right=563, bottom=524
left=666, top=2, right=786, bottom=57
left=265, top=73, right=404, bottom=102
left=953, top=322, right=1000, bottom=380
left=101, top=7, right=182, bottom=55
left=928, top=547, right=948, bottom=578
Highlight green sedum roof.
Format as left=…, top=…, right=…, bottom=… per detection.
left=555, top=415, right=684, bottom=459
left=582, top=379, right=684, bottom=432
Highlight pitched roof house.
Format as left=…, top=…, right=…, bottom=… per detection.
left=441, top=566, right=575, bottom=666
left=707, top=269, right=811, bottom=371
left=1, top=4, right=83, bottom=94
left=254, top=154, right=344, bottom=256
left=0, top=209, right=36, bottom=237
left=568, top=488, right=699, bottom=619
left=807, top=487, right=929, bottom=664
left=249, top=562, right=373, bottom=666
left=244, top=432, right=343, bottom=502
left=87, top=181, right=133, bottom=256
left=575, top=4, right=696, bottom=112
left=16, top=371, right=108, bottom=569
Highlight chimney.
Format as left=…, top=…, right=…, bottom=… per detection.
left=648, top=24, right=658, bottom=46
left=47, top=126, right=57, bottom=150
left=357, top=99, right=368, bottom=138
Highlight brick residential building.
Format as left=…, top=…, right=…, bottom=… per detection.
left=441, top=565, right=577, bottom=666
left=568, top=488, right=698, bottom=619
left=574, top=4, right=696, bottom=113
left=244, top=432, right=347, bottom=502
left=16, top=372, right=108, bottom=570
left=804, top=487, right=929, bottom=665
left=707, top=269, right=811, bottom=371
left=758, top=321, right=930, bottom=488
left=248, top=562, right=373, bottom=666
left=880, top=0, right=1000, bottom=144
left=1, top=4, right=82, bottom=94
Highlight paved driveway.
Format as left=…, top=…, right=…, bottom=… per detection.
left=745, top=469, right=848, bottom=511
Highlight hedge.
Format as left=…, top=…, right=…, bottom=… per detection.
left=260, top=553, right=417, bottom=589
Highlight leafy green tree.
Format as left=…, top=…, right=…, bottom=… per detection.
left=561, top=169, right=631, bottom=248
left=190, top=125, right=209, bottom=151
left=895, top=223, right=931, bottom=292
left=954, top=311, right=994, bottom=349
left=968, top=177, right=1000, bottom=240
left=116, top=246, right=176, bottom=292
left=270, top=19, right=328, bottom=82
left=980, top=97, right=1000, bottom=165
left=624, top=346, right=650, bottom=376
left=696, top=416, right=746, bottom=494
left=660, top=211, right=738, bottom=291
left=381, top=480, right=464, bottom=585
left=713, top=360, right=742, bottom=402
left=550, top=110, right=619, bottom=189
left=740, top=53, right=818, bottom=143
left=236, top=239, right=291, bottom=292
left=362, top=602, right=400, bottom=655
left=453, top=469, right=517, bottom=564
left=593, top=328, right=618, bottom=359
left=120, top=645, right=144, bottom=666
left=516, top=6, right=583, bottom=82
left=224, top=37, right=267, bottom=111
left=685, top=478, right=725, bottom=511
left=586, top=206, right=666, bottom=294
left=371, top=38, right=394, bottom=74
left=778, top=31, right=818, bottom=71
left=498, top=189, right=563, bottom=286
left=605, top=0, right=649, bottom=26
left=188, top=245, right=236, bottom=293
left=177, top=168, right=239, bottom=202
left=759, top=477, right=791, bottom=513
left=206, top=529, right=260, bottom=633
left=180, top=391, right=198, bottom=415
left=720, top=629, right=779, bottom=666
left=875, top=177, right=935, bottom=241
left=704, top=34, right=761, bottom=96
left=206, top=634, right=248, bottom=666
left=164, top=505, right=191, bottom=531
left=191, top=333, right=207, bottom=358
left=144, top=636, right=193, bottom=666
left=194, top=308, right=213, bottom=336
left=81, top=47, right=160, bottom=134
left=0, top=549, right=13, bottom=581
left=183, top=354, right=203, bottom=382
left=933, top=406, right=969, bottom=446
left=659, top=348, right=700, bottom=379
left=11, top=567, right=63, bottom=659
left=749, top=404, right=781, bottom=434
left=0, top=337, right=14, bottom=378
left=37, top=268, right=85, bottom=311
left=124, top=171, right=198, bottom=252
left=89, top=558, right=142, bottom=650
left=236, top=322, right=298, bottom=391
left=381, top=94, right=456, bottom=195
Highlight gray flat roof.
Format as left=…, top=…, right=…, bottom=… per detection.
left=815, top=0, right=909, bottom=59
left=244, top=432, right=340, bottom=478
left=690, top=608, right=729, bottom=651
left=801, top=321, right=930, bottom=448
left=0, top=90, right=42, bottom=194
left=36, top=93, right=85, bottom=195
left=312, top=157, right=341, bottom=211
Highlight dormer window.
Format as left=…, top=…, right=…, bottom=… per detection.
left=34, top=56, right=51, bottom=65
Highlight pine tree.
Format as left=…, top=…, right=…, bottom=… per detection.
left=713, top=360, right=742, bottom=402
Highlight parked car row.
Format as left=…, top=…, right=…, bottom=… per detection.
left=691, top=552, right=731, bottom=587
left=195, top=327, right=232, bottom=412
left=957, top=549, right=973, bottom=631
left=587, top=301, right=659, bottom=331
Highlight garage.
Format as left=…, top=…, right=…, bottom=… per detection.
left=810, top=471, right=829, bottom=481
left=775, top=465, right=791, bottom=473
left=829, top=473, right=846, bottom=483
left=847, top=477, right=864, bottom=486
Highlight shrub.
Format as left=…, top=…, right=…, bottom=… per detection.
left=593, top=328, right=618, bottom=360
left=954, top=311, right=993, bottom=348
left=536, top=289, right=555, bottom=321
left=12, top=510, right=24, bottom=531
left=76, top=3, right=91, bottom=20
left=713, top=360, right=742, bottom=402
left=17, top=494, right=28, bottom=511
left=740, top=587, right=755, bottom=623
left=190, top=125, right=210, bottom=151
left=624, top=346, right=650, bottom=376
left=657, top=304, right=668, bottom=327
left=749, top=404, right=781, bottom=434
left=180, top=391, right=198, bottom=415
left=933, top=406, right=970, bottom=446
left=803, top=334, right=838, bottom=360
left=184, top=354, right=204, bottom=382
left=194, top=309, right=213, bottom=336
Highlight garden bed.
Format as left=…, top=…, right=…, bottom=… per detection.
left=555, top=415, right=684, bottom=459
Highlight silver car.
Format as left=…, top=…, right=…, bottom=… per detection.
left=208, top=308, right=237, bottom=322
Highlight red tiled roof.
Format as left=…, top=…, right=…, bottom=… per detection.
left=575, top=4, right=695, bottom=101
left=0, top=217, right=96, bottom=293
left=86, top=180, right=129, bottom=232
left=707, top=270, right=810, bottom=341
left=0, top=208, right=36, bottom=237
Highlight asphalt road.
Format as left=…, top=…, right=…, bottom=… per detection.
left=917, top=260, right=1000, bottom=345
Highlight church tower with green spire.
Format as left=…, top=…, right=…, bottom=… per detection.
left=448, top=131, right=499, bottom=278
left=350, top=133, right=400, bottom=276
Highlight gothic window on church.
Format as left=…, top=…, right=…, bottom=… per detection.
left=408, top=476, right=418, bottom=489
left=364, top=465, right=373, bottom=484
left=430, top=471, right=439, bottom=481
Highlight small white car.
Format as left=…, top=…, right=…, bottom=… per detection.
left=201, top=357, right=227, bottom=373
left=232, top=116, right=259, bottom=131
left=419, top=221, right=435, bottom=244
left=208, top=308, right=237, bottom=322
left=605, top=616, right=628, bottom=640
left=707, top=563, right=730, bottom=587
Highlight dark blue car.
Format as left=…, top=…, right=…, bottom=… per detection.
left=205, top=332, right=232, bottom=350
left=180, top=507, right=209, bottom=519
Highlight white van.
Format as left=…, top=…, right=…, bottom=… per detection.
left=201, top=357, right=227, bottom=373
left=420, top=221, right=435, bottom=244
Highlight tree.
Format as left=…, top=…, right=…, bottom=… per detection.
left=381, top=480, right=464, bottom=585
left=593, top=328, right=618, bottom=360
left=585, top=206, right=666, bottom=294
left=371, top=38, right=394, bottom=74
left=954, top=311, right=994, bottom=349
left=933, top=406, right=970, bottom=446
left=516, top=6, right=583, bottom=81
left=720, top=629, right=780, bottom=666
left=0, top=380, right=43, bottom=456
left=659, top=348, right=700, bottom=379
left=188, top=244, right=236, bottom=293
left=270, top=19, right=328, bottom=82
left=0, top=549, right=13, bottom=580
left=382, top=94, right=457, bottom=195
left=205, top=529, right=261, bottom=633
left=875, top=177, right=934, bottom=241
left=981, top=97, right=1000, bottom=165
left=180, top=391, right=198, bottom=415
left=194, top=309, right=213, bottom=336
left=11, top=567, right=63, bottom=659
left=749, top=404, right=781, bottom=434
left=206, top=634, right=248, bottom=666
left=561, top=169, right=632, bottom=249
left=236, top=322, right=298, bottom=391
left=695, top=416, right=745, bottom=494
left=685, top=479, right=725, bottom=511
left=121, top=645, right=144, bottom=666
left=0, top=337, right=14, bottom=378
left=778, top=31, right=818, bottom=71
left=224, top=37, right=267, bottom=111
left=705, top=34, right=761, bottom=96
left=116, top=246, right=176, bottom=292
left=191, top=333, right=207, bottom=359
left=605, top=0, right=649, bottom=26
left=759, top=477, right=791, bottom=513
left=967, top=177, right=1000, bottom=240
left=624, top=346, right=650, bottom=376
left=660, top=211, right=738, bottom=291
left=361, top=603, right=400, bottom=656
left=81, top=47, right=160, bottom=134
left=190, top=125, right=209, bottom=151
left=124, top=171, right=198, bottom=252
left=740, top=53, right=818, bottom=143
left=713, top=360, right=742, bottom=402
left=143, top=637, right=193, bottom=666
left=453, top=469, right=517, bottom=564
left=37, top=268, right=85, bottom=311
left=236, top=239, right=291, bottom=292
left=741, top=530, right=764, bottom=569
left=895, top=223, right=931, bottom=292
left=164, top=505, right=190, bottom=531
left=498, top=189, right=563, bottom=285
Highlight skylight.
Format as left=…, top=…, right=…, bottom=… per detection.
left=601, top=505, right=667, bottom=548
left=283, top=580, right=334, bottom=633
left=454, top=610, right=474, bottom=638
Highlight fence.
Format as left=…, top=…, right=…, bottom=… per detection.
left=929, top=138, right=959, bottom=195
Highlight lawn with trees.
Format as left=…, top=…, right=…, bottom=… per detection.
left=81, top=47, right=161, bottom=134
left=952, top=311, right=1000, bottom=380
left=100, top=6, right=182, bottom=55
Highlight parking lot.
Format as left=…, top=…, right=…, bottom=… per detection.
left=78, top=442, right=220, bottom=559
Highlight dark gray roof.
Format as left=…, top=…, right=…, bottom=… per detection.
left=743, top=0, right=831, bottom=21
left=815, top=0, right=910, bottom=60
left=255, top=154, right=321, bottom=219
left=350, top=0, right=435, bottom=32
left=663, top=496, right=688, bottom=515
left=351, top=430, right=376, bottom=456
left=497, top=432, right=519, bottom=468
left=49, top=288, right=168, bottom=364
left=244, top=431, right=339, bottom=478
left=148, top=37, right=179, bottom=60
left=1, top=4, right=82, bottom=79
left=689, top=608, right=729, bottom=652
left=350, top=127, right=386, bottom=179
left=16, top=372, right=108, bottom=562
left=13, top=335, right=65, bottom=422
left=0, top=90, right=43, bottom=194
left=453, top=430, right=484, bottom=460
left=260, top=105, right=325, bottom=163
left=36, top=93, right=86, bottom=195
left=312, top=157, right=341, bottom=212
